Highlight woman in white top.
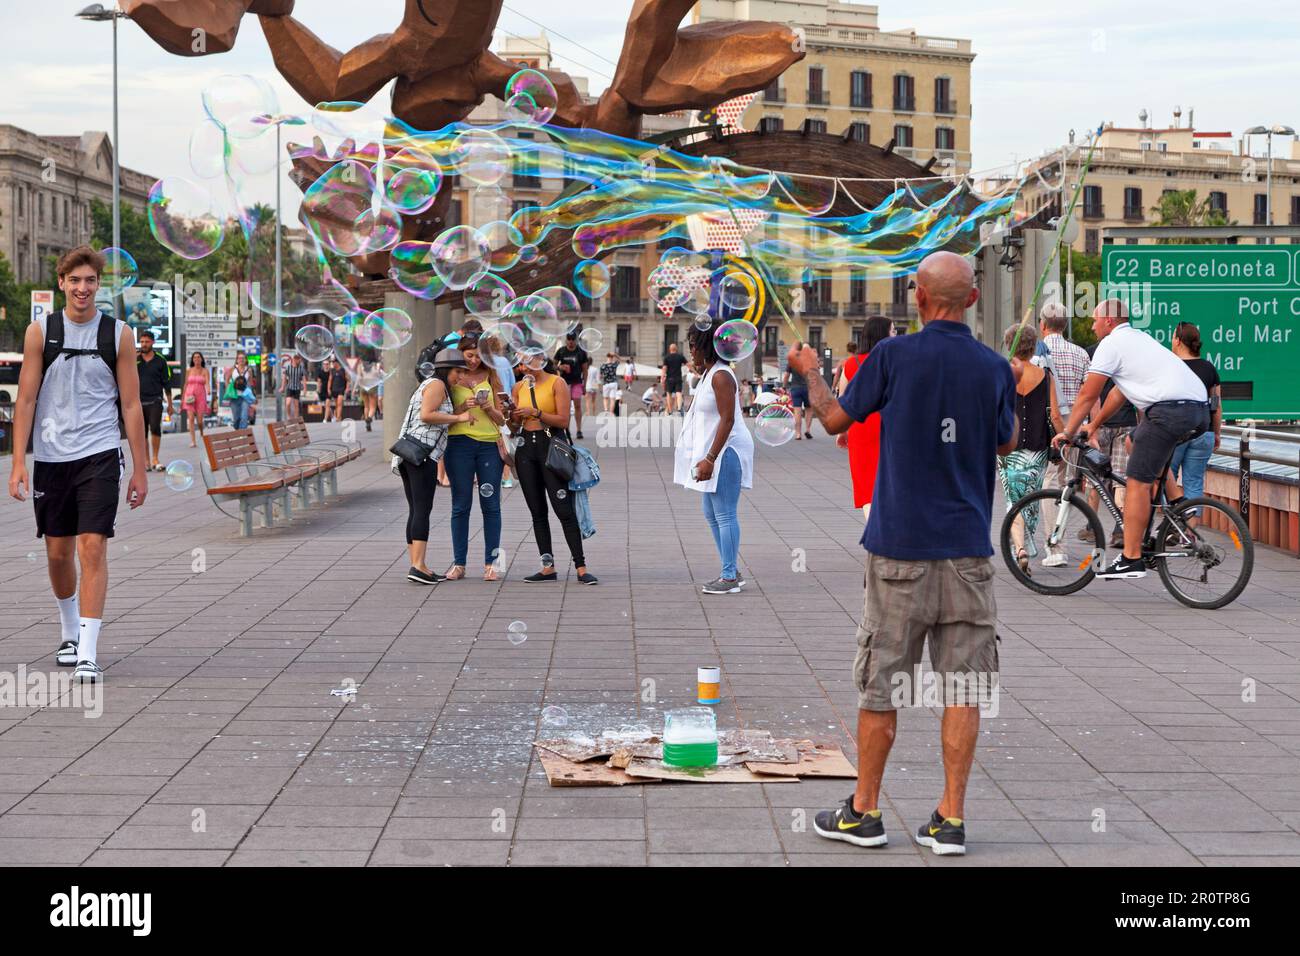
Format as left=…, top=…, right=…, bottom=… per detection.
left=393, top=348, right=474, bottom=585
left=673, top=320, right=755, bottom=595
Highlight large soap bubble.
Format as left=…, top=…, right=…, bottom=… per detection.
left=573, top=260, right=610, bottom=299
left=755, top=404, right=797, bottom=446
left=430, top=225, right=490, bottom=290
left=504, top=295, right=558, bottom=339
left=202, top=74, right=278, bottom=140
left=390, top=241, right=447, bottom=300
left=454, top=129, right=510, bottom=186
left=504, top=69, right=558, bottom=126
left=148, top=178, right=225, bottom=261
left=100, top=247, right=137, bottom=295
left=359, top=308, right=413, bottom=351
left=715, top=319, right=758, bottom=362
left=295, top=325, right=335, bottom=363
left=465, top=273, right=515, bottom=320
left=533, top=286, right=582, bottom=337
left=482, top=219, right=524, bottom=272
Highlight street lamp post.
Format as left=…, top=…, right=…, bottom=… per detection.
left=1245, top=124, right=1297, bottom=243
left=76, top=4, right=128, bottom=255
left=252, top=114, right=305, bottom=422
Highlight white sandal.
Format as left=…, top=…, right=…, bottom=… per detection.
left=74, top=660, right=103, bottom=683
left=56, top=640, right=79, bottom=667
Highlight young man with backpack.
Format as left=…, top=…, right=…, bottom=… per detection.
left=6, top=246, right=149, bottom=683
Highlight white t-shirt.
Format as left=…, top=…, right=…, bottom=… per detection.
left=33, top=311, right=127, bottom=463
left=1088, top=324, right=1207, bottom=410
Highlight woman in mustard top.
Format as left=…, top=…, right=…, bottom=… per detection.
left=509, top=353, right=598, bottom=585
left=443, top=335, right=509, bottom=581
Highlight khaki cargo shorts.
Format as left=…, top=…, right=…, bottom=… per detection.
left=853, top=552, right=999, bottom=711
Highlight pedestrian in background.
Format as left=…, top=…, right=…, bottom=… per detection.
left=183, top=351, right=211, bottom=448
left=836, top=316, right=892, bottom=522
left=1169, top=322, right=1221, bottom=527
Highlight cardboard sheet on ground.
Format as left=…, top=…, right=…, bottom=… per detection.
left=535, top=734, right=854, bottom=787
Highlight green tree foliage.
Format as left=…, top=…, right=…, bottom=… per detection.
left=89, top=198, right=175, bottom=281
left=1150, top=189, right=1232, bottom=242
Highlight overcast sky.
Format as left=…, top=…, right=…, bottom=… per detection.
left=5, top=0, right=1297, bottom=217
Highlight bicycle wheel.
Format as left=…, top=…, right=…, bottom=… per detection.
left=1155, top=497, right=1254, bottom=609
left=1000, top=488, right=1107, bottom=595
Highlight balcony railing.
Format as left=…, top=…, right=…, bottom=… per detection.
left=513, top=175, right=541, bottom=190
left=609, top=298, right=647, bottom=314
left=893, top=96, right=916, bottom=112
left=1082, top=204, right=1105, bottom=220
left=1254, top=210, right=1269, bottom=226
left=803, top=300, right=836, bottom=316
left=850, top=95, right=872, bottom=109
left=806, top=89, right=829, bottom=106
left=844, top=302, right=869, bottom=317
left=935, top=98, right=957, bottom=115
left=1123, top=206, right=1144, bottom=222
left=763, top=87, right=785, bottom=103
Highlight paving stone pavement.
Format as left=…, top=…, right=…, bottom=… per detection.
left=1, top=417, right=1298, bottom=866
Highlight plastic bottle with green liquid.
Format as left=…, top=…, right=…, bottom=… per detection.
left=662, top=707, right=719, bottom=768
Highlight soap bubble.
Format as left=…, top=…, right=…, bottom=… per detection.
left=518, top=243, right=540, bottom=264
left=480, top=483, right=495, bottom=498
left=534, top=286, right=582, bottom=337
left=504, top=69, right=559, bottom=126
left=100, top=247, right=137, bottom=295
left=504, top=295, right=559, bottom=339
left=300, top=160, right=400, bottom=258
left=693, top=315, right=713, bottom=332
left=164, top=460, right=194, bottom=492
left=518, top=347, right=547, bottom=371
left=148, top=178, right=224, bottom=260
left=390, top=241, right=448, bottom=300
left=202, top=74, right=278, bottom=140
left=541, top=552, right=554, bottom=568
left=573, top=260, right=610, bottom=299
left=541, top=705, right=569, bottom=727
left=720, top=272, right=756, bottom=312
left=359, top=308, right=413, bottom=351
left=507, top=621, right=528, bottom=646
left=346, top=354, right=395, bottom=391
left=480, top=320, right=526, bottom=360
left=418, top=362, right=436, bottom=378
left=295, top=325, right=335, bottom=363
left=430, top=225, right=490, bottom=290
left=472, top=184, right=512, bottom=224
left=482, top=219, right=524, bottom=272
left=453, top=129, right=510, bottom=186
left=382, top=164, right=441, bottom=214
left=555, top=488, right=567, bottom=500
left=715, top=319, right=758, bottom=362
left=577, top=328, right=603, bottom=352
left=26, top=552, right=38, bottom=563
left=465, top=273, right=515, bottom=320
left=188, top=119, right=227, bottom=180
left=755, top=404, right=797, bottom=447
left=310, top=99, right=385, bottom=151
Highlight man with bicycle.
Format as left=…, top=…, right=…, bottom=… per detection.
left=1053, top=299, right=1209, bottom=580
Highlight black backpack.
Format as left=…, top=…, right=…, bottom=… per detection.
left=27, top=310, right=124, bottom=452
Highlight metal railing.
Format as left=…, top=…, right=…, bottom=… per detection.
left=1214, top=424, right=1300, bottom=554
left=935, top=98, right=957, bottom=114
left=807, top=90, right=830, bottom=106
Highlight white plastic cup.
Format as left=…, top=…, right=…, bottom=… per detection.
left=697, top=666, right=721, bottom=705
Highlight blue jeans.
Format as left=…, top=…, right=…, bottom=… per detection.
left=229, top=398, right=249, bottom=429
left=444, top=435, right=504, bottom=567
left=1170, top=429, right=1215, bottom=501
left=701, top=448, right=742, bottom=580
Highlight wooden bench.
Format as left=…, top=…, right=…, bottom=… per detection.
left=201, top=429, right=313, bottom=536
left=266, top=418, right=364, bottom=501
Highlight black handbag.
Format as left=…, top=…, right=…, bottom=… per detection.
left=390, top=435, right=434, bottom=467
left=529, top=380, right=576, bottom=482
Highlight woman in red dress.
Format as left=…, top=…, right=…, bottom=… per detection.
left=836, top=317, right=894, bottom=521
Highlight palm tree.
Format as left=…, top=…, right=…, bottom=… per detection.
left=1151, top=189, right=1233, bottom=243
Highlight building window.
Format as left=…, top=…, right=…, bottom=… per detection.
left=63, top=199, right=70, bottom=231
left=893, top=125, right=913, bottom=149
left=935, top=127, right=955, bottom=151
left=762, top=324, right=778, bottom=356
left=38, top=192, right=45, bottom=225
left=1209, top=191, right=1228, bottom=216
left=1123, top=187, right=1143, bottom=221
left=934, top=77, right=955, bottom=114
left=758, top=116, right=784, bottom=133
left=1290, top=195, right=1300, bottom=226
left=1254, top=193, right=1269, bottom=225
left=662, top=324, right=679, bottom=356
left=848, top=122, right=868, bottom=143
left=891, top=274, right=910, bottom=316
left=892, top=74, right=915, bottom=112
left=850, top=71, right=872, bottom=109
left=808, top=325, right=823, bottom=352
left=611, top=266, right=641, bottom=311
left=513, top=131, right=540, bottom=189
left=17, top=189, right=24, bottom=218
left=805, top=276, right=833, bottom=314
left=1083, top=184, right=1103, bottom=219
left=805, top=119, right=827, bottom=134
left=807, top=66, right=827, bottom=105
left=1085, top=228, right=1099, bottom=254
left=849, top=273, right=866, bottom=311
left=762, top=77, right=783, bottom=103
left=51, top=198, right=57, bottom=227
left=616, top=324, right=633, bottom=357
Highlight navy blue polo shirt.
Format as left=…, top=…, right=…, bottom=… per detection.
left=839, top=320, right=1016, bottom=560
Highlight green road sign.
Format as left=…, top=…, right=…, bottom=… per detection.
left=1103, top=245, right=1300, bottom=420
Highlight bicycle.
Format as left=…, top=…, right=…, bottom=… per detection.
left=999, top=433, right=1253, bottom=609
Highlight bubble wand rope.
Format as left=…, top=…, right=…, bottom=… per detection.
left=1005, top=123, right=1104, bottom=359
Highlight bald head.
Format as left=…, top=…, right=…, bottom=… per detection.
left=915, top=251, right=978, bottom=322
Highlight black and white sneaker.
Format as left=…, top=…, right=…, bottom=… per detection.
left=73, top=660, right=104, bottom=683
left=813, top=796, right=888, bottom=847
left=56, top=640, right=79, bottom=667
left=1095, top=555, right=1147, bottom=580
left=407, top=566, right=446, bottom=585
left=915, top=810, right=966, bottom=856
left=701, top=578, right=742, bottom=595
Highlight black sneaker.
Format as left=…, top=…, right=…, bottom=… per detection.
left=1096, top=554, right=1146, bottom=580
left=576, top=431, right=584, bottom=440
left=407, top=566, right=445, bottom=585
left=525, top=570, right=559, bottom=582
left=701, top=578, right=742, bottom=595
left=915, top=810, right=966, bottom=856
left=813, top=796, right=888, bottom=848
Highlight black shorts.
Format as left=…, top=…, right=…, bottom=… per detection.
left=141, top=401, right=164, bottom=436
left=286, top=389, right=301, bottom=400
left=33, top=448, right=124, bottom=539
left=1126, top=401, right=1210, bottom=484
left=665, top=379, right=683, bottom=395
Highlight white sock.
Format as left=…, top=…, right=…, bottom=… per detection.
left=78, top=618, right=101, bottom=664
left=57, top=595, right=80, bottom=644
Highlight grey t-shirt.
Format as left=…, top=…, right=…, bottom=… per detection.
left=33, top=311, right=126, bottom=463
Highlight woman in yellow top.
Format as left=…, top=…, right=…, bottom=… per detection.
left=443, top=334, right=509, bottom=581
left=508, top=351, right=598, bottom=585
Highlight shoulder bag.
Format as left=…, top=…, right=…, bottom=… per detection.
left=529, top=379, right=576, bottom=482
